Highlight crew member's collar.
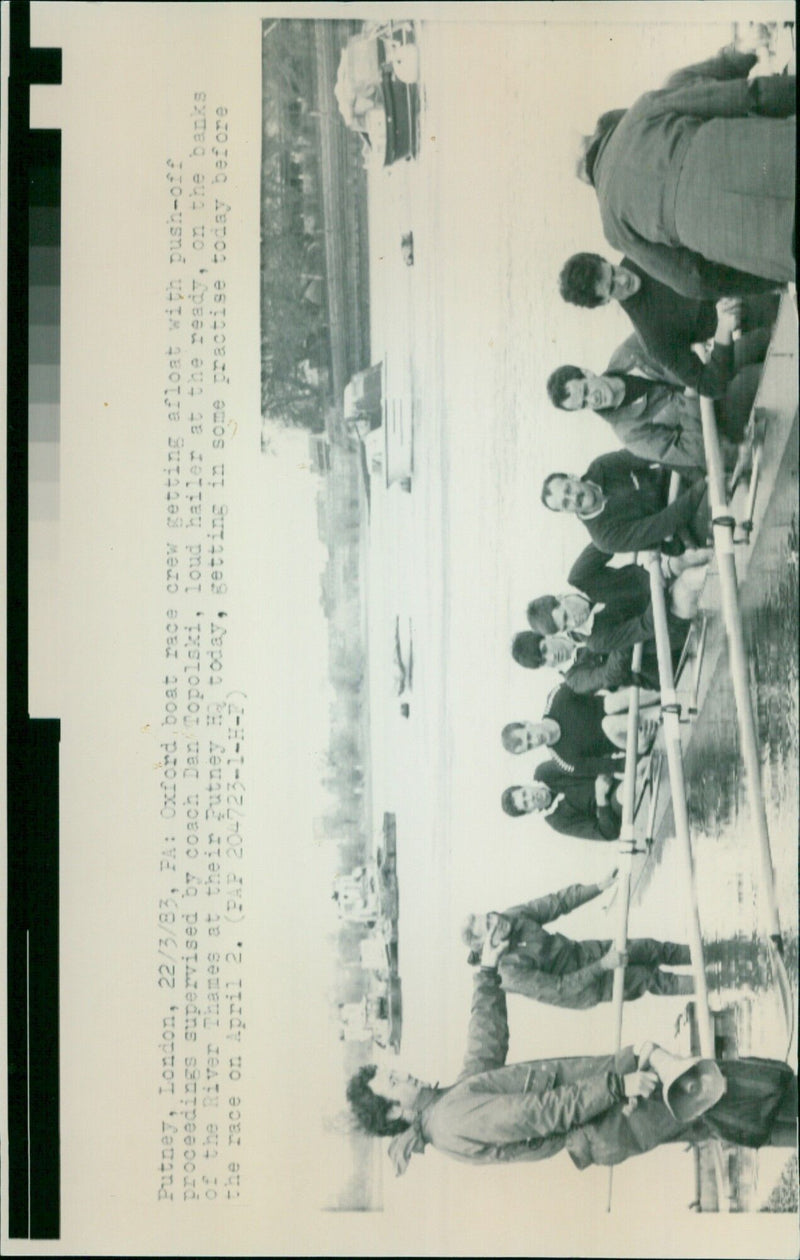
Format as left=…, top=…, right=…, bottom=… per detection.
left=556, top=643, right=579, bottom=674
left=543, top=791, right=564, bottom=818
left=565, top=597, right=603, bottom=640
left=577, top=481, right=605, bottom=521
left=388, top=1086, right=444, bottom=1176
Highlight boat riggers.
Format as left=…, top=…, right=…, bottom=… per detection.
left=688, top=614, right=708, bottom=717
left=735, top=408, right=768, bottom=543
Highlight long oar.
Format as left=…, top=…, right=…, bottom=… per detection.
left=605, top=643, right=642, bottom=1212
left=648, top=552, right=733, bottom=1210
left=699, top=395, right=792, bottom=1047
left=647, top=557, right=714, bottom=1030
left=599, top=756, right=657, bottom=914
left=699, top=399, right=785, bottom=948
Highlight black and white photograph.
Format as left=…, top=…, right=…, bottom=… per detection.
left=1, top=3, right=797, bottom=1255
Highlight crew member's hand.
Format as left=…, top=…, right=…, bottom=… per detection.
left=594, top=871, right=619, bottom=892
left=595, top=773, right=614, bottom=805
left=680, top=547, right=712, bottom=568
left=633, top=1039, right=657, bottom=1070
left=600, top=946, right=627, bottom=971
left=638, top=715, right=660, bottom=746
left=597, top=868, right=618, bottom=892
left=715, top=296, right=742, bottom=339
left=622, top=1070, right=659, bottom=1101
left=480, top=935, right=509, bottom=970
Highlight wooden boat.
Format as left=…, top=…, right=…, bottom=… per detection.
left=622, top=291, right=799, bottom=903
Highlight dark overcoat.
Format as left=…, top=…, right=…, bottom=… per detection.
left=590, top=48, right=796, bottom=295
left=414, top=970, right=793, bottom=1170
left=579, top=450, right=709, bottom=555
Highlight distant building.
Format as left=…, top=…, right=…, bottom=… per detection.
left=337, top=973, right=400, bottom=1050
left=308, top=433, right=331, bottom=474
left=337, top=997, right=373, bottom=1042
left=332, top=864, right=379, bottom=923
left=359, top=934, right=390, bottom=974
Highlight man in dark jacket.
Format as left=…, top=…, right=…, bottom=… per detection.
left=501, top=684, right=627, bottom=776
left=500, top=767, right=622, bottom=842
left=545, top=335, right=761, bottom=467
left=526, top=543, right=707, bottom=691
left=346, top=943, right=797, bottom=1175
left=578, top=46, right=795, bottom=294
left=461, top=878, right=693, bottom=1006
left=541, top=450, right=710, bottom=555
left=512, top=626, right=639, bottom=696
left=558, top=251, right=778, bottom=396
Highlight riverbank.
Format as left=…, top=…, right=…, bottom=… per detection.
left=312, top=18, right=372, bottom=401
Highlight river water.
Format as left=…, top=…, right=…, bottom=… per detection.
left=357, top=14, right=797, bottom=1223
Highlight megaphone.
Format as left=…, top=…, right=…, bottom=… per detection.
left=659, top=1055, right=727, bottom=1123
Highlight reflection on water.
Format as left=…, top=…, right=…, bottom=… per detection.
left=704, top=929, right=799, bottom=995
left=704, top=933, right=769, bottom=992
left=675, top=516, right=799, bottom=1209
left=750, top=517, right=800, bottom=775
left=679, top=515, right=798, bottom=1035
left=686, top=519, right=799, bottom=837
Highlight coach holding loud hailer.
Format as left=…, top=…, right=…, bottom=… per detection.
left=346, top=935, right=797, bottom=1174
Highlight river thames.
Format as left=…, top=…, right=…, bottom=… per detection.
left=357, top=11, right=797, bottom=1235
